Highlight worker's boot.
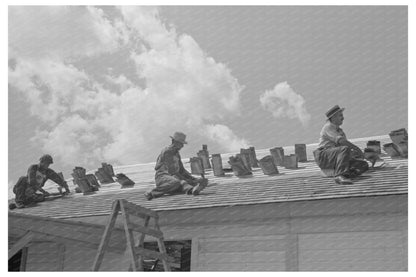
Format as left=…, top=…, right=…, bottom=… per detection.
left=144, top=192, right=153, bottom=201
left=15, top=202, right=25, bottom=209
left=334, top=175, right=353, bottom=185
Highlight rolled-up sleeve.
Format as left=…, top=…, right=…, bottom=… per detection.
left=323, top=124, right=344, bottom=143
left=319, top=122, right=347, bottom=148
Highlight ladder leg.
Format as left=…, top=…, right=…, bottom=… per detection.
left=120, top=201, right=141, bottom=271
left=92, top=200, right=120, bottom=271
left=136, top=215, right=150, bottom=270
left=154, top=217, right=171, bottom=271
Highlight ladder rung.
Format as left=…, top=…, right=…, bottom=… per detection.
left=127, top=222, right=163, bottom=238
left=135, top=247, right=170, bottom=261
left=121, top=200, right=159, bottom=218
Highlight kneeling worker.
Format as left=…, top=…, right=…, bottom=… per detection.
left=314, top=105, right=369, bottom=184
left=13, top=154, right=70, bottom=208
left=144, top=132, right=207, bottom=200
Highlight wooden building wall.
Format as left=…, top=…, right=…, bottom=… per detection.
left=9, top=194, right=407, bottom=271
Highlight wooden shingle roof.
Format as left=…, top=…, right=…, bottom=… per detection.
left=9, top=135, right=408, bottom=219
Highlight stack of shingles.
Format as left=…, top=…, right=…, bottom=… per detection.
left=226, top=147, right=259, bottom=177
left=95, top=163, right=115, bottom=184
left=71, top=167, right=100, bottom=195
left=383, top=128, right=408, bottom=158
left=197, top=144, right=211, bottom=170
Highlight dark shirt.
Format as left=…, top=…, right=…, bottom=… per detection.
left=155, top=145, right=195, bottom=181
left=27, top=164, right=67, bottom=190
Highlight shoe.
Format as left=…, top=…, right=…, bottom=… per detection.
left=334, top=176, right=353, bottom=184
left=144, top=192, right=153, bottom=201
left=15, top=202, right=25, bottom=209
left=191, top=179, right=208, bottom=196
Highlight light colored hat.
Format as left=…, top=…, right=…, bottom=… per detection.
left=170, top=132, right=188, bottom=144
left=326, top=105, right=345, bottom=119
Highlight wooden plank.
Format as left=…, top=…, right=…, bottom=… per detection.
left=19, top=247, right=28, bottom=271
left=8, top=231, right=34, bottom=260
left=154, top=217, right=171, bottom=271
left=92, top=200, right=121, bottom=271
left=120, top=199, right=158, bottom=219
left=120, top=200, right=140, bottom=271
left=191, top=237, right=199, bottom=271
left=285, top=233, right=298, bottom=271
left=127, top=221, right=163, bottom=238
left=137, top=215, right=150, bottom=270
left=57, top=243, right=65, bottom=271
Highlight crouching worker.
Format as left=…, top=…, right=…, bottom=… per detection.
left=13, top=154, right=70, bottom=208
left=314, top=105, right=369, bottom=184
left=144, top=132, right=208, bottom=200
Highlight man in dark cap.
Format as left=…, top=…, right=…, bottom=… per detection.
left=12, top=154, right=70, bottom=208
left=144, top=132, right=208, bottom=200
left=314, top=105, right=369, bottom=184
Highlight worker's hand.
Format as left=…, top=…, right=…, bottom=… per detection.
left=352, top=147, right=364, bottom=159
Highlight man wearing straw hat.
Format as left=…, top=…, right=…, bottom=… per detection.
left=144, top=132, right=208, bottom=200
left=313, top=105, right=369, bottom=184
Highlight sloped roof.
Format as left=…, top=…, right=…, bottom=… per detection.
left=8, top=135, right=408, bottom=219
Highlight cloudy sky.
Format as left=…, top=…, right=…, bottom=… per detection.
left=8, top=6, right=407, bottom=194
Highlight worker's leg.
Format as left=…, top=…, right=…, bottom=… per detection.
left=24, top=187, right=45, bottom=204
left=349, top=158, right=369, bottom=176
left=13, top=177, right=28, bottom=207
left=150, top=176, right=185, bottom=198
left=315, top=146, right=351, bottom=177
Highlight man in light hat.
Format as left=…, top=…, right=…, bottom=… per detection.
left=313, top=105, right=369, bottom=184
left=12, top=154, right=70, bottom=208
left=144, top=132, right=208, bottom=200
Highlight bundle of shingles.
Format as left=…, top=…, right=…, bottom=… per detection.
left=71, top=167, right=100, bottom=195
left=228, top=155, right=252, bottom=177
left=115, top=173, right=135, bottom=189
left=95, top=163, right=115, bottom=184
left=383, top=128, right=408, bottom=158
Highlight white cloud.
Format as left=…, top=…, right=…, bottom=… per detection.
left=259, top=82, right=311, bottom=126
left=8, top=6, right=126, bottom=60
left=9, top=6, right=247, bottom=168
left=204, top=124, right=249, bottom=152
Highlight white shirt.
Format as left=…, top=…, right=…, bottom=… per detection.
left=318, top=121, right=347, bottom=149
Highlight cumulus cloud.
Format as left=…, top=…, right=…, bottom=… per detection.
left=203, top=124, right=249, bottom=152
left=9, top=6, right=127, bottom=60
left=259, top=82, right=311, bottom=126
left=9, top=6, right=247, bottom=168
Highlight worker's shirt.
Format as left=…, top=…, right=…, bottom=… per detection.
left=27, top=164, right=66, bottom=189
left=318, top=121, right=347, bottom=149
left=154, top=145, right=195, bottom=181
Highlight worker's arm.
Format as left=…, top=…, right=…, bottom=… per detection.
left=338, top=138, right=365, bottom=159
left=47, top=169, right=71, bottom=193
left=178, top=155, right=196, bottom=181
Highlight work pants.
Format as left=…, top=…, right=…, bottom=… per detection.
left=13, top=176, right=45, bottom=205
left=314, top=146, right=369, bottom=178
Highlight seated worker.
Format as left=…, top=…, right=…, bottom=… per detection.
left=13, top=154, right=70, bottom=208
left=144, top=132, right=208, bottom=200
left=314, top=105, right=369, bottom=184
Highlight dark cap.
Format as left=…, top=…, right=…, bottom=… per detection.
left=39, top=154, right=53, bottom=164
left=325, top=105, right=345, bottom=119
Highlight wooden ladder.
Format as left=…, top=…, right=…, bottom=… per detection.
left=92, top=199, right=171, bottom=271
